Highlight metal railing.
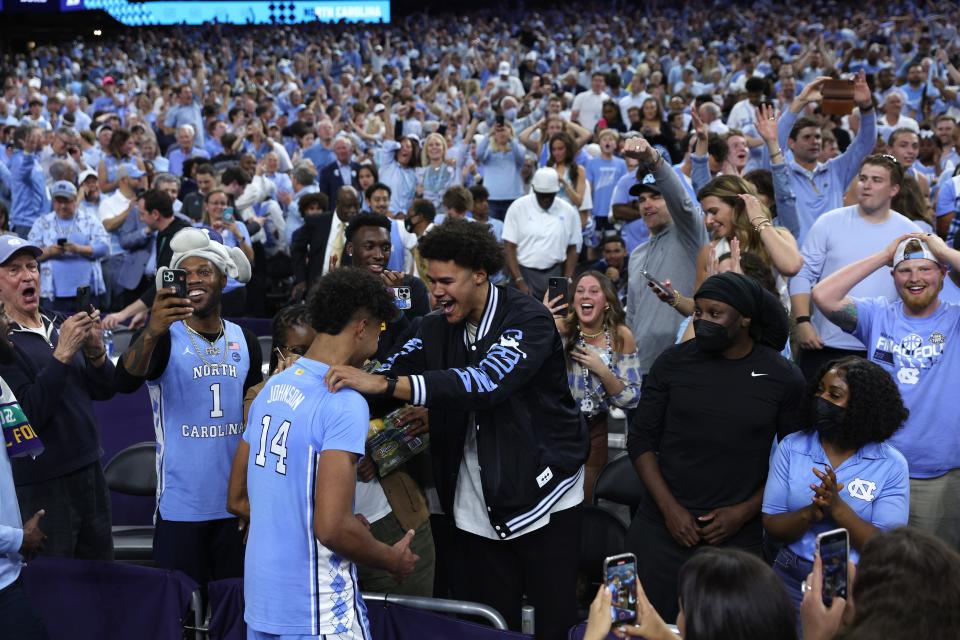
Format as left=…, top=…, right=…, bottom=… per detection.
left=361, top=592, right=510, bottom=631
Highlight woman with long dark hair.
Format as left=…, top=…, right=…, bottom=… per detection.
left=545, top=270, right=640, bottom=502
left=98, top=128, right=145, bottom=194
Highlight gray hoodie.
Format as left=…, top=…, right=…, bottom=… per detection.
left=625, top=161, right=708, bottom=372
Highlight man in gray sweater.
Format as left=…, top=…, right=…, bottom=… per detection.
left=622, top=137, right=709, bottom=373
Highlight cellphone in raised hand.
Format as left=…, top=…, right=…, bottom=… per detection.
left=547, top=277, right=569, bottom=307
left=161, top=268, right=189, bottom=299
left=603, top=553, right=638, bottom=624
left=75, top=286, right=93, bottom=315
left=816, top=528, right=849, bottom=606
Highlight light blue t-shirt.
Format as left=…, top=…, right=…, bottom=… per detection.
left=788, top=206, right=922, bottom=351
left=610, top=171, right=648, bottom=253
left=586, top=156, right=628, bottom=219
left=851, top=296, right=960, bottom=478
left=763, top=430, right=909, bottom=563
left=243, top=358, right=372, bottom=637
left=148, top=320, right=250, bottom=521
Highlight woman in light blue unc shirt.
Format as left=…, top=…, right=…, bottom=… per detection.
left=762, top=356, right=910, bottom=613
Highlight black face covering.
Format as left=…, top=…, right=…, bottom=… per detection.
left=693, top=319, right=733, bottom=353
left=813, top=397, right=846, bottom=442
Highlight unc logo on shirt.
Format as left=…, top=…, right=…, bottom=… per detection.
left=847, top=478, right=877, bottom=502
left=897, top=367, right=920, bottom=385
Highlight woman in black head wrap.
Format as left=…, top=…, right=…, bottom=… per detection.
left=692, top=271, right=790, bottom=355
left=624, top=272, right=806, bottom=623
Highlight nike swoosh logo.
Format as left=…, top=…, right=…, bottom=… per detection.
left=751, top=372, right=768, bottom=377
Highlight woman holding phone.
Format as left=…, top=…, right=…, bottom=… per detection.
left=544, top=270, right=641, bottom=502
left=762, top=356, right=910, bottom=612
left=201, top=189, right=254, bottom=316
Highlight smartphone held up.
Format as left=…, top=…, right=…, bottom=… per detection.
left=603, top=553, right=638, bottom=624
left=816, top=528, right=849, bottom=606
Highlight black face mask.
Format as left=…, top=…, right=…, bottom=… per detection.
left=693, top=319, right=733, bottom=353
left=813, top=397, right=846, bottom=441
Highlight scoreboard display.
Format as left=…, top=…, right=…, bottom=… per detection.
left=3, top=0, right=390, bottom=24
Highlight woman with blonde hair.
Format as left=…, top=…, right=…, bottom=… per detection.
left=544, top=270, right=641, bottom=503
left=476, top=119, right=525, bottom=220
left=694, top=175, right=803, bottom=290
left=417, top=132, right=459, bottom=213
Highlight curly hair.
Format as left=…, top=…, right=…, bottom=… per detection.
left=307, top=268, right=397, bottom=336
left=417, top=218, right=504, bottom=276
left=836, top=528, right=960, bottom=640
left=803, top=356, right=908, bottom=450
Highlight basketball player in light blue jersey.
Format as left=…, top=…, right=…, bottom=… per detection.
left=115, top=228, right=263, bottom=584
left=228, top=268, right=419, bottom=640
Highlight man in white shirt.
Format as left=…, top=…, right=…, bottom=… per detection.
left=619, top=74, right=651, bottom=123
left=503, top=167, right=581, bottom=300
left=98, top=164, right=147, bottom=308
left=490, top=61, right=525, bottom=98
left=572, top=73, right=610, bottom=132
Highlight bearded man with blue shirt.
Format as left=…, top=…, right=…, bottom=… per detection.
left=114, top=228, right=263, bottom=583
left=813, top=233, right=960, bottom=549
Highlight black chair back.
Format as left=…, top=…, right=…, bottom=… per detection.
left=104, top=441, right=158, bottom=497
left=593, top=453, right=646, bottom=516
left=580, top=505, right=628, bottom=575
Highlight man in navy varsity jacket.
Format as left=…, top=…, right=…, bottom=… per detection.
left=326, top=219, right=588, bottom=639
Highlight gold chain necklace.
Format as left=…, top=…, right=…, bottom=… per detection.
left=184, top=321, right=226, bottom=367
left=579, top=324, right=606, bottom=339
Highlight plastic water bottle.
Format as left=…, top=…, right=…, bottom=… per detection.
left=521, top=605, right=535, bottom=635
left=103, top=329, right=114, bottom=358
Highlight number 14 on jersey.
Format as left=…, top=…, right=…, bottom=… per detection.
left=254, top=415, right=291, bottom=475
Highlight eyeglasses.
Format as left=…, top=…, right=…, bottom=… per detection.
left=277, top=344, right=308, bottom=356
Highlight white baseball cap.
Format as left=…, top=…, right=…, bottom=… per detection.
left=498, top=61, right=511, bottom=76
left=894, top=237, right=938, bottom=267
left=531, top=167, right=561, bottom=194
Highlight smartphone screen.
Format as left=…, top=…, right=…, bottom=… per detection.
left=604, top=553, right=638, bottom=624
left=75, top=286, right=92, bottom=314
left=547, top=277, right=569, bottom=307
left=817, top=528, right=849, bottom=606
left=161, top=268, right=189, bottom=299
left=222, top=207, right=235, bottom=223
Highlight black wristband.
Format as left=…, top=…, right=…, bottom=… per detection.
left=795, top=316, right=811, bottom=324
left=381, top=376, right=398, bottom=398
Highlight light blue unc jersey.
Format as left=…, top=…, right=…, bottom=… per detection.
left=243, top=358, right=372, bottom=638
left=148, top=320, right=250, bottom=521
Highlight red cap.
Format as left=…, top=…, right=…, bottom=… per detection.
left=102, top=76, right=116, bottom=87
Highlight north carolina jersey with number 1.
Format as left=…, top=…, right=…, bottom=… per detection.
left=148, top=320, right=250, bottom=521
left=243, top=358, right=372, bottom=638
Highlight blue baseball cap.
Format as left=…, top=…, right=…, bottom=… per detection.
left=0, top=235, right=42, bottom=265
left=50, top=180, right=78, bottom=200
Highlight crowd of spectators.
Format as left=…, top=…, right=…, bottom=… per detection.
left=3, top=1, right=960, bottom=638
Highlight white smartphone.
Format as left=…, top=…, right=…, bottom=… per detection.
left=816, top=528, right=849, bottom=606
